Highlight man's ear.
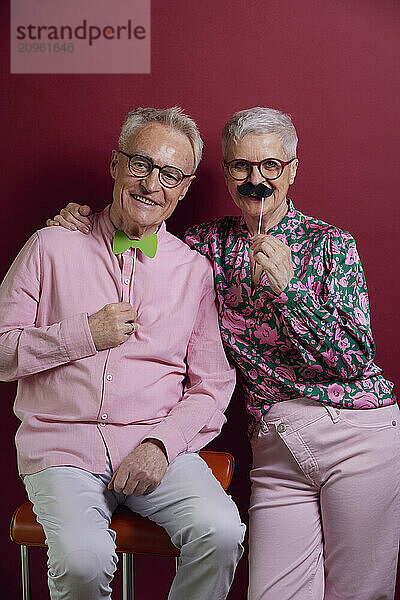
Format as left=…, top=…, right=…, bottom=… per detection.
left=289, top=159, right=299, bottom=185
left=110, top=150, right=119, bottom=180
left=178, top=175, right=196, bottom=201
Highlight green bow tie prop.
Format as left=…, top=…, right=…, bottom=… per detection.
left=112, top=230, right=158, bottom=258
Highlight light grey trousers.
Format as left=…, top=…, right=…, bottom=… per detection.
left=24, top=453, right=246, bottom=600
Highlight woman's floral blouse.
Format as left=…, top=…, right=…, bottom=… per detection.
left=184, top=200, right=396, bottom=434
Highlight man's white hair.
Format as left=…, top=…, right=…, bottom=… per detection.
left=221, top=107, right=298, bottom=160
left=118, top=106, right=203, bottom=171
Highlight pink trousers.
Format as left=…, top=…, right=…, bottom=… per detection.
left=249, top=397, right=400, bottom=600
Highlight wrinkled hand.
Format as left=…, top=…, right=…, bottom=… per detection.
left=108, top=441, right=168, bottom=496
left=46, top=202, right=93, bottom=233
left=251, top=234, right=294, bottom=295
left=88, top=302, right=137, bottom=351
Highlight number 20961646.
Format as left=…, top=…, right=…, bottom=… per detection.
left=18, top=42, right=74, bottom=52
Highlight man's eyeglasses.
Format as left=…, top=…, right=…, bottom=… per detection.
left=224, top=157, right=296, bottom=181
left=120, top=152, right=193, bottom=188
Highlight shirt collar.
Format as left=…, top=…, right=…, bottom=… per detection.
left=99, top=204, right=167, bottom=242
left=238, top=198, right=296, bottom=239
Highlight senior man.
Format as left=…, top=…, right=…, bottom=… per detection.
left=0, top=106, right=245, bottom=600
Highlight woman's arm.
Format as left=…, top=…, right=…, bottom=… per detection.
left=258, top=231, right=376, bottom=380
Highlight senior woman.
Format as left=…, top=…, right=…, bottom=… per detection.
left=47, top=107, right=399, bottom=600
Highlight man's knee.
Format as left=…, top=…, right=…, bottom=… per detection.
left=49, top=533, right=117, bottom=585
left=185, top=501, right=245, bottom=554
left=62, top=549, right=103, bottom=584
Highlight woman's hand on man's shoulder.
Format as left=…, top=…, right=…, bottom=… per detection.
left=46, top=203, right=93, bottom=234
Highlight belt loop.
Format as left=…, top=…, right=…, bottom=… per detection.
left=257, top=415, right=269, bottom=437
left=324, top=404, right=340, bottom=423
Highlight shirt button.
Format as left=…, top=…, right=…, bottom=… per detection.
left=106, top=375, right=113, bottom=381
left=102, top=413, right=108, bottom=420
left=100, top=423, right=106, bottom=427
left=392, top=421, right=397, bottom=426
left=277, top=423, right=286, bottom=433
left=124, top=278, right=130, bottom=284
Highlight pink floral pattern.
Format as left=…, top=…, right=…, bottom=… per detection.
left=184, top=200, right=396, bottom=434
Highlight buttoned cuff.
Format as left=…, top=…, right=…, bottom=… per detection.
left=258, top=273, right=311, bottom=309
left=144, top=423, right=188, bottom=464
left=60, top=313, right=97, bottom=362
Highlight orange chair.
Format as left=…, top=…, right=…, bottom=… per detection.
left=10, top=450, right=234, bottom=600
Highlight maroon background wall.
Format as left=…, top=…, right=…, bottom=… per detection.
left=1, top=1, right=399, bottom=597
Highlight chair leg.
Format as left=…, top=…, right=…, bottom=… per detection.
left=122, top=553, right=135, bottom=600
left=20, top=545, right=31, bottom=600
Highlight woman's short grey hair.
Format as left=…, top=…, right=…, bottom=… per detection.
left=221, top=107, right=298, bottom=160
left=118, top=106, right=203, bottom=172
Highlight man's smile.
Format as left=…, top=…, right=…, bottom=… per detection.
left=129, top=193, right=159, bottom=207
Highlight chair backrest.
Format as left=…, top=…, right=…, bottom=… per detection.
left=199, top=450, right=234, bottom=490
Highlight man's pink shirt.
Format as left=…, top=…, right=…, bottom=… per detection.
left=0, top=206, right=235, bottom=475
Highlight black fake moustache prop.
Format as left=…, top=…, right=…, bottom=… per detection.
left=237, top=182, right=274, bottom=198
